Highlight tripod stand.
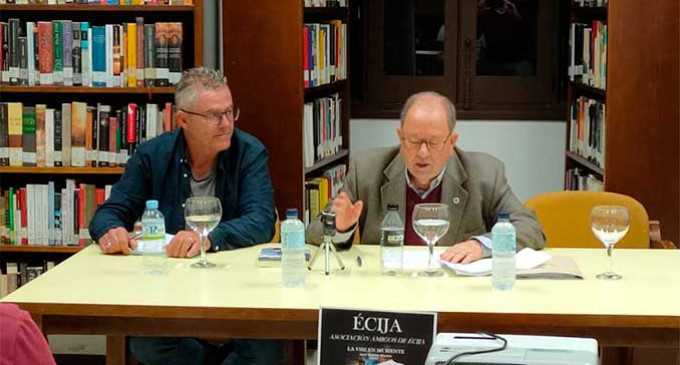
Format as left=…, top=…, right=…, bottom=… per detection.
left=308, top=211, right=346, bottom=275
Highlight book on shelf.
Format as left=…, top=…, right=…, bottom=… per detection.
left=0, top=260, right=57, bottom=299
left=303, top=21, right=347, bottom=88
left=569, top=96, right=605, bottom=169
left=566, top=168, right=603, bottom=192
left=1, top=18, right=183, bottom=87
left=568, top=20, right=607, bottom=90
left=573, top=0, right=607, bottom=8
left=303, top=0, right=347, bottom=8
left=303, top=93, right=343, bottom=168
left=303, top=164, right=346, bottom=225
left=0, top=180, right=112, bottom=247
left=0, top=101, right=176, bottom=168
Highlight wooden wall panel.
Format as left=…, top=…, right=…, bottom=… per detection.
left=606, top=0, right=679, bottom=243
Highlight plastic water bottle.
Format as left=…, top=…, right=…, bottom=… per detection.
left=492, top=211, right=516, bottom=290
left=141, top=200, right=166, bottom=275
left=380, top=204, right=404, bottom=275
left=281, top=208, right=306, bottom=287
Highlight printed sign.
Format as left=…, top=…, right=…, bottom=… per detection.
left=318, top=308, right=437, bottom=365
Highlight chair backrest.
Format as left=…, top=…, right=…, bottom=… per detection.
left=524, top=191, right=650, bottom=248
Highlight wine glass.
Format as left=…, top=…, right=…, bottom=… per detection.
left=590, top=205, right=630, bottom=280
left=184, top=197, right=222, bottom=269
left=412, top=203, right=450, bottom=277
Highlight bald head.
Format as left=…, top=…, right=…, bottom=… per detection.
left=399, top=92, right=457, bottom=132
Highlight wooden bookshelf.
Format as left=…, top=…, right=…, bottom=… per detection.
left=571, top=6, right=607, bottom=18
left=0, top=245, right=83, bottom=253
left=223, top=2, right=350, bottom=213
left=565, top=0, right=679, bottom=243
left=304, top=80, right=348, bottom=99
left=0, top=86, right=176, bottom=94
left=570, top=82, right=606, bottom=100
left=303, top=6, right=349, bottom=21
left=565, top=151, right=603, bottom=176
left=0, top=4, right=195, bottom=12
left=304, top=149, right=349, bottom=174
left=0, top=0, right=205, bottom=294
left=0, top=167, right=125, bottom=174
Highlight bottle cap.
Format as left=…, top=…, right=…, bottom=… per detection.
left=387, top=204, right=399, bottom=211
left=146, top=200, right=159, bottom=209
left=286, top=208, right=298, bottom=219
left=498, top=211, right=510, bottom=220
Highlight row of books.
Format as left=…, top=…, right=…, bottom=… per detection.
left=303, top=0, right=347, bottom=7
left=304, top=164, right=346, bottom=226
left=1, top=18, right=183, bottom=87
left=1, top=261, right=57, bottom=299
left=303, top=93, right=343, bottom=168
left=303, top=21, right=347, bottom=88
left=569, top=96, right=605, bottom=168
left=566, top=168, right=603, bottom=192
left=568, top=21, right=607, bottom=90
left=1, top=181, right=111, bottom=247
left=1, top=0, right=192, bottom=4
left=0, top=101, right=176, bottom=167
left=573, top=0, right=607, bottom=8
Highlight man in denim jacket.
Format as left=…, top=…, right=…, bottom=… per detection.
left=89, top=67, right=280, bottom=365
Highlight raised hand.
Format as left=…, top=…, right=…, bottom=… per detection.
left=331, top=192, right=364, bottom=232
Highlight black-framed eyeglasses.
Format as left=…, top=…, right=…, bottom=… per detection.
left=180, top=107, right=240, bottom=124
left=401, top=132, right=452, bottom=152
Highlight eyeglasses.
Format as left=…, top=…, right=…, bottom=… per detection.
left=180, top=107, right=240, bottom=124
left=401, top=133, right=451, bottom=152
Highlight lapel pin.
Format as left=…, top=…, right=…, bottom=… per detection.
left=453, top=197, right=460, bottom=205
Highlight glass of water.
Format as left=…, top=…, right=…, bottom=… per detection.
left=412, top=203, right=450, bottom=277
left=590, top=205, right=629, bottom=280
left=184, top=197, right=222, bottom=269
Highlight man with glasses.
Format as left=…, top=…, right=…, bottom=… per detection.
left=307, top=91, right=544, bottom=263
left=89, top=67, right=281, bottom=365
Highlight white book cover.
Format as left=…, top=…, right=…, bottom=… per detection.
left=303, top=103, right=314, bottom=168
left=27, top=22, right=36, bottom=86
left=48, top=182, right=55, bottom=246
left=146, top=104, right=158, bottom=140
left=40, top=185, right=49, bottom=246
left=27, top=185, right=35, bottom=245
left=45, top=108, right=55, bottom=167
left=105, top=25, right=114, bottom=87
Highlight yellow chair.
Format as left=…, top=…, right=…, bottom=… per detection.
left=524, top=191, right=676, bottom=249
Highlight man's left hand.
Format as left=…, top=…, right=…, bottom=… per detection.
left=166, top=230, right=212, bottom=258
left=440, top=240, right=483, bottom=264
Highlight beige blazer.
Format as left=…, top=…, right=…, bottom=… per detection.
left=307, top=147, right=545, bottom=250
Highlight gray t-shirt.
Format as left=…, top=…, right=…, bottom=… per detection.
left=190, top=166, right=217, bottom=198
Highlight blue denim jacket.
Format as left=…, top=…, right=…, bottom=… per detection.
left=89, top=128, right=276, bottom=252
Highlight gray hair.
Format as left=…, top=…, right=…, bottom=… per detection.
left=399, top=91, right=457, bottom=132
left=175, top=67, right=228, bottom=109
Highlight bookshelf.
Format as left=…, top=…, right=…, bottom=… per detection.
left=222, top=1, right=350, bottom=215
left=0, top=1, right=204, bottom=297
left=564, top=0, right=679, bottom=244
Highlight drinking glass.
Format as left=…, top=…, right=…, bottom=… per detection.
left=184, top=197, right=222, bottom=269
left=590, top=205, right=630, bottom=280
left=412, top=203, right=450, bottom=277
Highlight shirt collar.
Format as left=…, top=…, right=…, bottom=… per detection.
left=405, top=167, right=446, bottom=199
